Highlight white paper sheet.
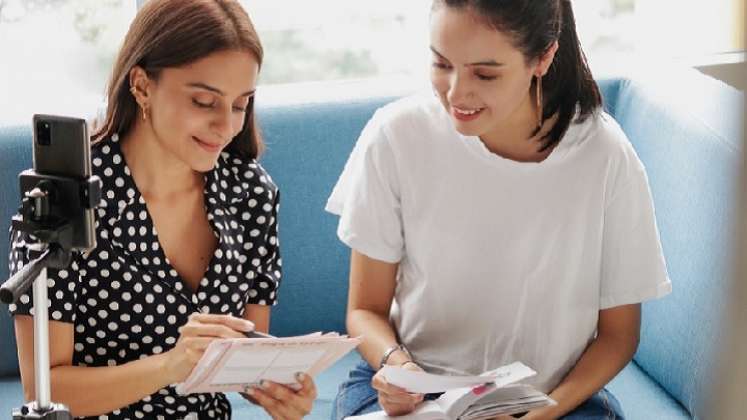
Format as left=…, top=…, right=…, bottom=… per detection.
left=379, top=362, right=535, bottom=394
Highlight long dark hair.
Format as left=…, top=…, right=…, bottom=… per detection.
left=434, top=0, right=602, bottom=151
left=92, top=0, right=265, bottom=159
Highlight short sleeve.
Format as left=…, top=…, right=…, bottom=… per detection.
left=600, top=161, right=672, bottom=309
left=7, top=228, right=80, bottom=322
left=325, top=112, right=404, bottom=263
left=246, top=190, right=281, bottom=306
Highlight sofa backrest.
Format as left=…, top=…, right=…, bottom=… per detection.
left=608, top=69, right=743, bottom=418
left=0, top=127, right=34, bottom=378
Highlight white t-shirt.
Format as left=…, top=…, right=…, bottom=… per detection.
left=325, top=92, right=672, bottom=393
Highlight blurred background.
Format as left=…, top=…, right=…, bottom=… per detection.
left=0, top=0, right=743, bottom=123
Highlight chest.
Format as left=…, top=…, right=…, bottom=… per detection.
left=146, top=193, right=218, bottom=292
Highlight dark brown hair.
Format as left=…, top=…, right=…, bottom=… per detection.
left=434, top=0, right=602, bottom=151
left=92, top=0, right=265, bottom=159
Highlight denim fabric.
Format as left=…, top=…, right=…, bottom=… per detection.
left=332, top=361, right=625, bottom=420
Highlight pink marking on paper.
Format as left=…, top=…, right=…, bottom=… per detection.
left=471, top=384, right=492, bottom=395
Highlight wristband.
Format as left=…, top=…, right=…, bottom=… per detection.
left=379, top=344, right=411, bottom=369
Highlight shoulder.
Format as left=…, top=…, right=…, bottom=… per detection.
left=359, top=92, right=449, bottom=156
left=211, top=151, right=278, bottom=206
left=372, top=92, right=446, bottom=136
left=569, top=110, right=645, bottom=175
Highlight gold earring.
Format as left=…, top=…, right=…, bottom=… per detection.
left=141, top=104, right=148, bottom=121
left=536, top=75, right=543, bottom=130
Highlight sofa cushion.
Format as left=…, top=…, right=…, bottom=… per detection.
left=611, top=70, right=743, bottom=418
left=608, top=360, right=690, bottom=419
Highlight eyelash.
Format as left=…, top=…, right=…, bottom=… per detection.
left=432, top=62, right=497, bottom=81
left=192, top=99, right=247, bottom=113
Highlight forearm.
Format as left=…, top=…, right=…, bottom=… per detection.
left=348, top=309, right=410, bottom=369
left=523, top=333, right=637, bottom=420
left=40, top=353, right=172, bottom=417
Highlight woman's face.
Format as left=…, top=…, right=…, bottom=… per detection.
left=429, top=7, right=537, bottom=138
left=141, top=49, right=259, bottom=172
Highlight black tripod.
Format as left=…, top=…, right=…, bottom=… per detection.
left=0, top=170, right=101, bottom=420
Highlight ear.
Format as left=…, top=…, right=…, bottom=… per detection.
left=128, top=66, right=153, bottom=105
left=536, top=40, right=559, bottom=77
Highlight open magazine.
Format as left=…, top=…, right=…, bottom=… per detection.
left=175, top=332, right=361, bottom=395
left=348, top=363, right=555, bottom=420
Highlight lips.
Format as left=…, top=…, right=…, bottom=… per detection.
left=451, top=106, right=485, bottom=122
left=192, top=136, right=223, bottom=153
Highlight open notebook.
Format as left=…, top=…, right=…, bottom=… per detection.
left=176, top=332, right=361, bottom=395
left=348, top=362, right=555, bottom=420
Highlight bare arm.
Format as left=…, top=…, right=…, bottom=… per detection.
left=347, top=250, right=411, bottom=368
left=523, top=304, right=641, bottom=420
left=16, top=312, right=251, bottom=417
left=347, top=250, right=425, bottom=416
left=243, top=303, right=270, bottom=334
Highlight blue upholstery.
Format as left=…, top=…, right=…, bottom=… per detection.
left=0, top=71, right=741, bottom=419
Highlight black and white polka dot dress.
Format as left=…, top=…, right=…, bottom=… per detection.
left=8, top=134, right=282, bottom=419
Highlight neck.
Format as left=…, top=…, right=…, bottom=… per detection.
left=120, top=120, right=203, bottom=200
left=479, top=88, right=553, bottom=163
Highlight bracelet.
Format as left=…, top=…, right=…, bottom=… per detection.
left=379, top=344, right=411, bottom=369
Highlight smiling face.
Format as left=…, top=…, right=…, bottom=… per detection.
left=429, top=6, right=538, bottom=139
left=132, top=49, right=259, bottom=173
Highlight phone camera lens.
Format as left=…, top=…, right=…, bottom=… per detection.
left=37, top=121, right=51, bottom=146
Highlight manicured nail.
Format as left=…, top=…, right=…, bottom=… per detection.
left=295, top=372, right=305, bottom=381
left=260, top=380, right=269, bottom=389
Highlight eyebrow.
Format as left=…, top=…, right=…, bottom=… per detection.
left=186, top=82, right=256, bottom=97
left=430, top=46, right=505, bottom=67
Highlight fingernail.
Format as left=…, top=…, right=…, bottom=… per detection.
left=295, top=372, right=305, bottom=381
left=242, top=319, right=255, bottom=331
left=245, top=387, right=255, bottom=396
left=260, top=380, right=269, bottom=389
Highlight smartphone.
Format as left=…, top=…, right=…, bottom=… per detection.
left=31, top=114, right=96, bottom=251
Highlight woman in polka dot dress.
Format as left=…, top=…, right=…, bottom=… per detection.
left=8, top=1, right=317, bottom=419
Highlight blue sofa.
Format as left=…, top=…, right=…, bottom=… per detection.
left=0, top=69, right=743, bottom=419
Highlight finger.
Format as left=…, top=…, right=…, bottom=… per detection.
left=248, top=385, right=306, bottom=420
left=188, top=313, right=255, bottom=332
left=380, top=397, right=418, bottom=417
left=295, top=372, right=318, bottom=399
left=179, top=322, right=248, bottom=339
left=182, top=336, right=219, bottom=351
left=371, top=374, right=408, bottom=394
left=262, top=380, right=313, bottom=418
left=380, top=391, right=421, bottom=405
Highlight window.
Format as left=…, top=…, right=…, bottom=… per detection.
left=0, top=0, right=136, bottom=125
left=0, top=0, right=742, bottom=125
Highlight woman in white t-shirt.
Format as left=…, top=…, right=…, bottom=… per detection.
left=326, top=1, right=671, bottom=419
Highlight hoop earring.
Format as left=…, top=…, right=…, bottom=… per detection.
left=535, top=75, right=543, bottom=130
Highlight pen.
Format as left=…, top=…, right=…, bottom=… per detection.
left=243, top=330, right=275, bottom=339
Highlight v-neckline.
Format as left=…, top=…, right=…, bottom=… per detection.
left=114, top=137, right=222, bottom=303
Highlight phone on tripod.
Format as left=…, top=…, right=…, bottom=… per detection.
left=31, top=114, right=96, bottom=251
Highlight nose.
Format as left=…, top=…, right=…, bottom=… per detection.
left=210, top=106, right=233, bottom=142
left=446, top=71, right=472, bottom=105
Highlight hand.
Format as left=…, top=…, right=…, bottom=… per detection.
left=245, top=372, right=318, bottom=419
left=372, top=361, right=425, bottom=416
left=163, top=313, right=254, bottom=383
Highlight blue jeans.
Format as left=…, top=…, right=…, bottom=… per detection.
left=332, top=361, right=626, bottom=420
